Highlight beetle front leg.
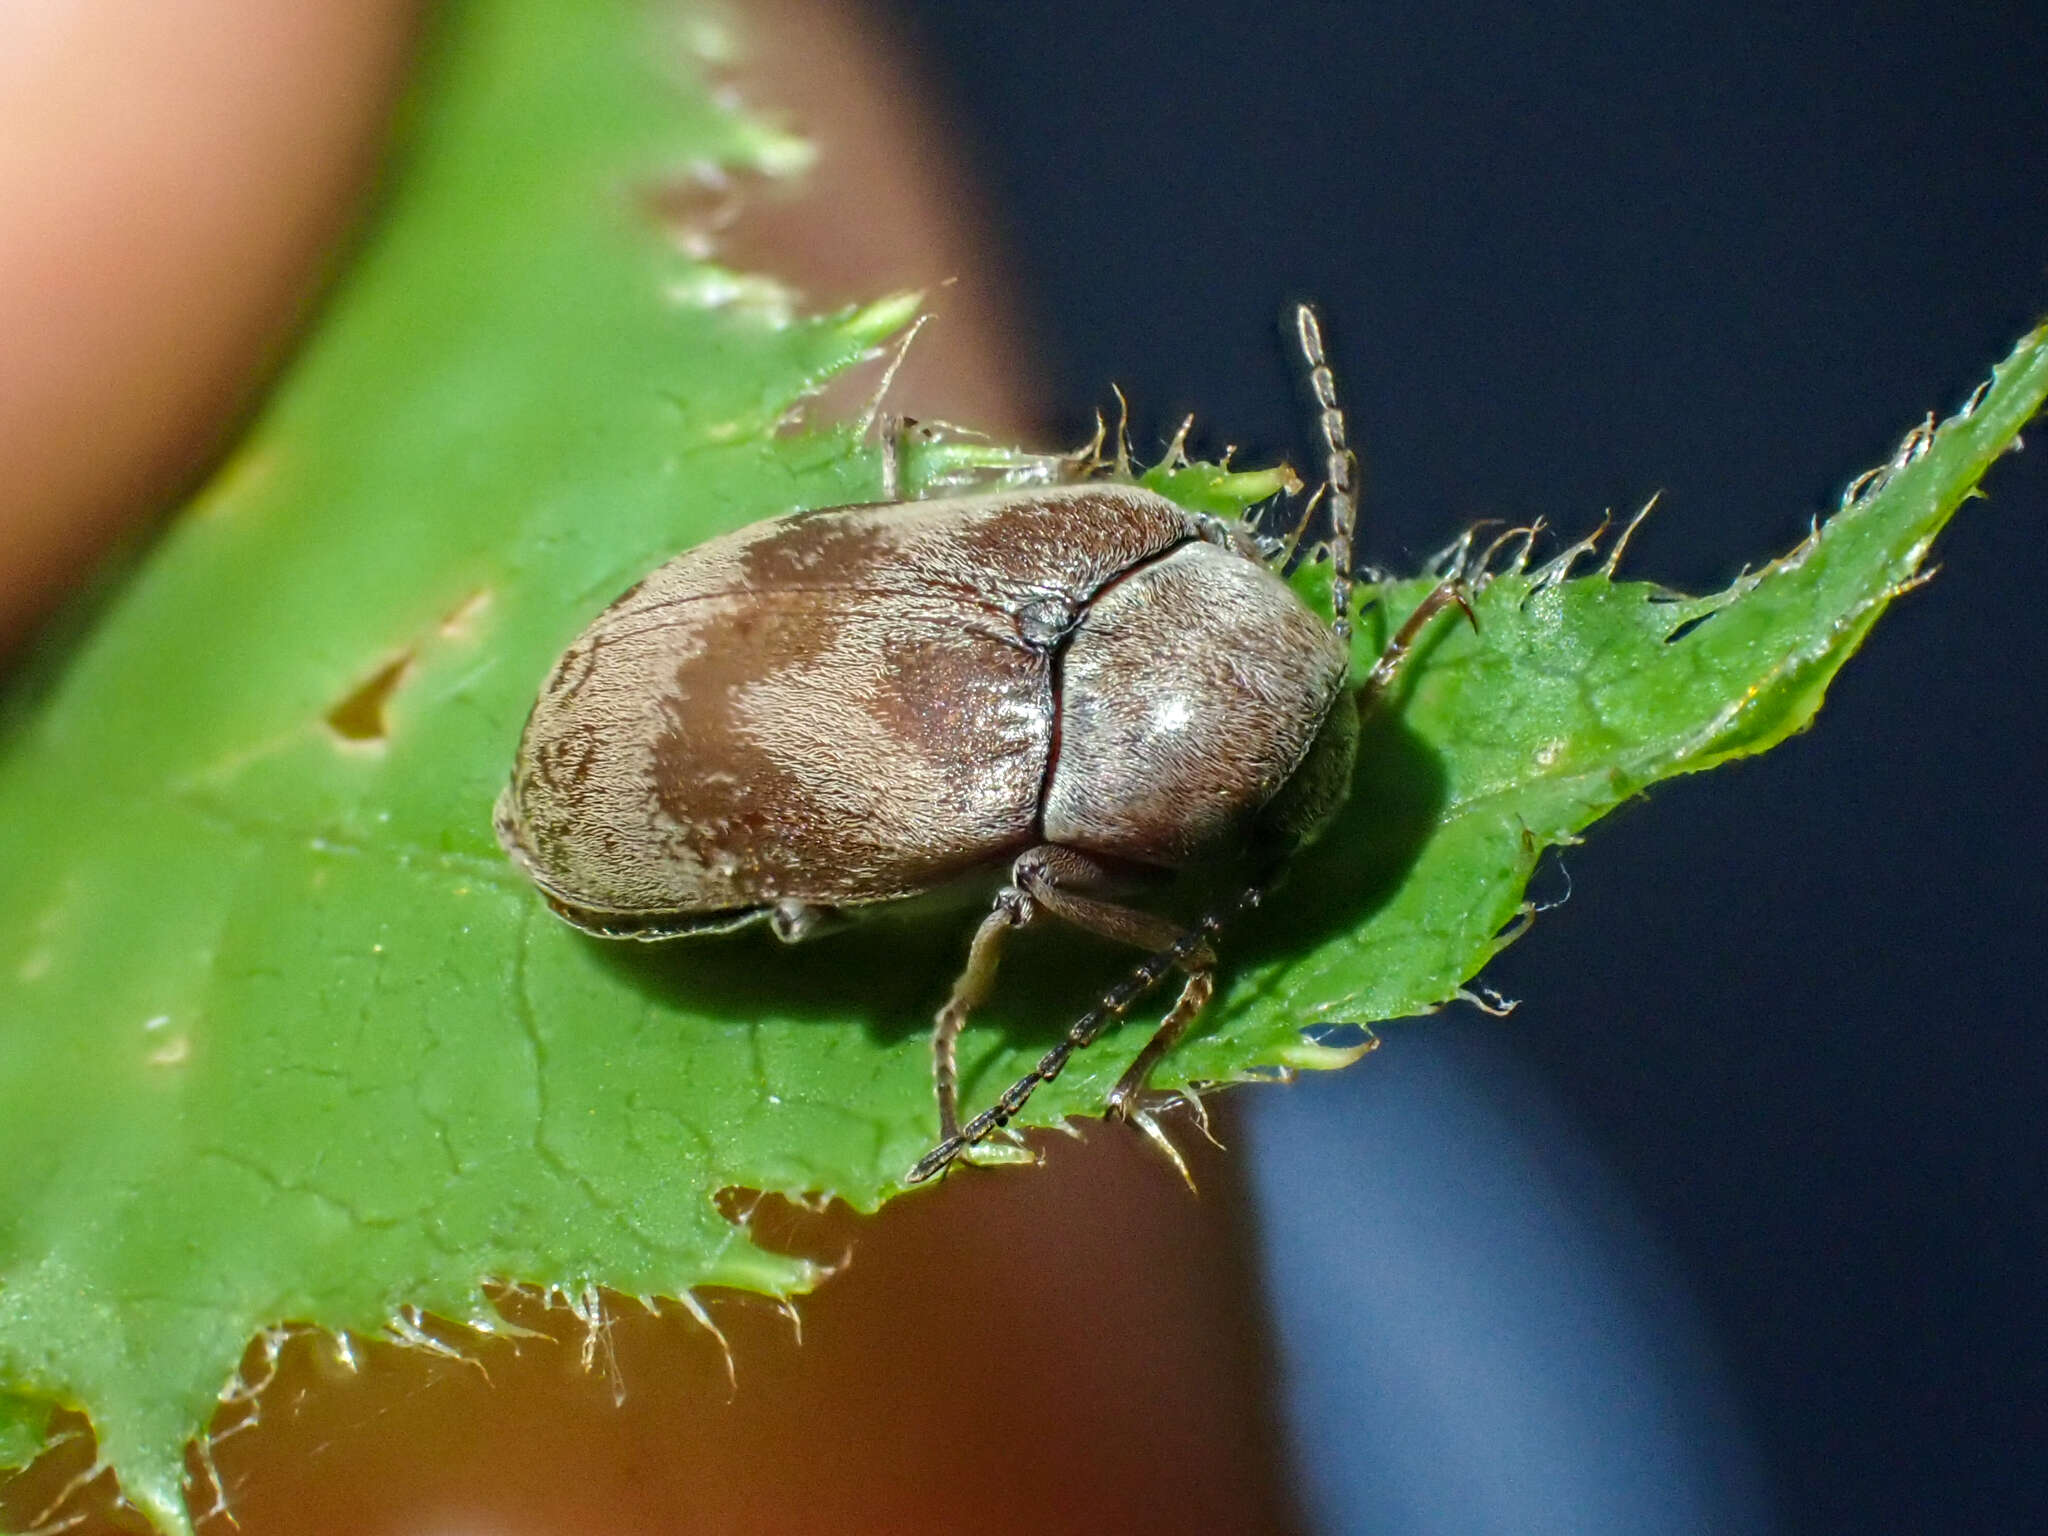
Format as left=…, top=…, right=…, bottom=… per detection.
left=906, top=878, right=1262, bottom=1185
left=1357, top=578, right=1478, bottom=718
left=1361, top=578, right=1479, bottom=705
left=1105, top=960, right=1220, bottom=1191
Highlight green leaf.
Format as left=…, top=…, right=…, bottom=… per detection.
left=0, top=1399, right=48, bottom=1484
left=1248, top=346, right=2043, bottom=1045
left=0, top=0, right=2041, bottom=1529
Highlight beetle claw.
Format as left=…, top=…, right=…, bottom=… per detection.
left=1108, top=1080, right=1201, bottom=1191
left=1127, top=1107, right=1198, bottom=1194
left=962, top=1131, right=1039, bottom=1170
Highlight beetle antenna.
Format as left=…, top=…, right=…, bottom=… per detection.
left=1293, top=304, right=1356, bottom=650
left=905, top=881, right=1267, bottom=1184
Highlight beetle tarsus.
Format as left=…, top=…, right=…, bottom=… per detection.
left=906, top=1134, right=968, bottom=1184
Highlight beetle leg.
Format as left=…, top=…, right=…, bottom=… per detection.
left=1357, top=578, right=1478, bottom=718
left=1013, top=846, right=1195, bottom=953
left=905, top=882, right=1263, bottom=1185
left=932, top=885, right=1034, bottom=1141
left=876, top=411, right=904, bottom=501
left=1103, top=961, right=1215, bottom=1123
left=1013, top=848, right=1220, bottom=1137
left=768, top=898, right=834, bottom=944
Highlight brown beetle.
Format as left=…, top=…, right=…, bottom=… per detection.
left=496, top=307, right=1468, bottom=1182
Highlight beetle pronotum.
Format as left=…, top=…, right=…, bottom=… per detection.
left=495, top=306, right=1469, bottom=1182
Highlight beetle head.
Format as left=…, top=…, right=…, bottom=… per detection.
left=1252, top=675, right=1360, bottom=859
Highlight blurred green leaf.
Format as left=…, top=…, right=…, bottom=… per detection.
left=0, top=1401, right=46, bottom=1484
left=0, top=0, right=2041, bottom=1529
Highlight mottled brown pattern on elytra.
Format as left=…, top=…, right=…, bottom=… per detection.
left=497, top=485, right=1207, bottom=925
left=648, top=581, right=1046, bottom=904
left=733, top=501, right=897, bottom=591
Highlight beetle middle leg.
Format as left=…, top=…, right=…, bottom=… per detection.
left=931, top=884, right=1033, bottom=1142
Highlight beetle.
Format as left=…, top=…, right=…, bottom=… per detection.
left=495, top=306, right=1468, bottom=1183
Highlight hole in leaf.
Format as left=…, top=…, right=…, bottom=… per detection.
left=0, top=1408, right=112, bottom=1534
left=713, top=1186, right=861, bottom=1272
left=1662, top=611, right=1717, bottom=645
left=326, top=653, right=413, bottom=743
left=1300, top=1021, right=1375, bottom=1051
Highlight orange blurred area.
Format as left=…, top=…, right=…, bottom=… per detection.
left=0, top=0, right=424, bottom=659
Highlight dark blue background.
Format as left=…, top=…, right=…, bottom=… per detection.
left=888, top=3, right=2048, bottom=1531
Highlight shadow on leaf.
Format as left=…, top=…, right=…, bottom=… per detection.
left=1234, top=708, right=1448, bottom=969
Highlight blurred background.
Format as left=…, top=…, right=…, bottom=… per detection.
left=879, top=0, right=2048, bottom=1531
left=4, top=1, right=2045, bottom=1532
